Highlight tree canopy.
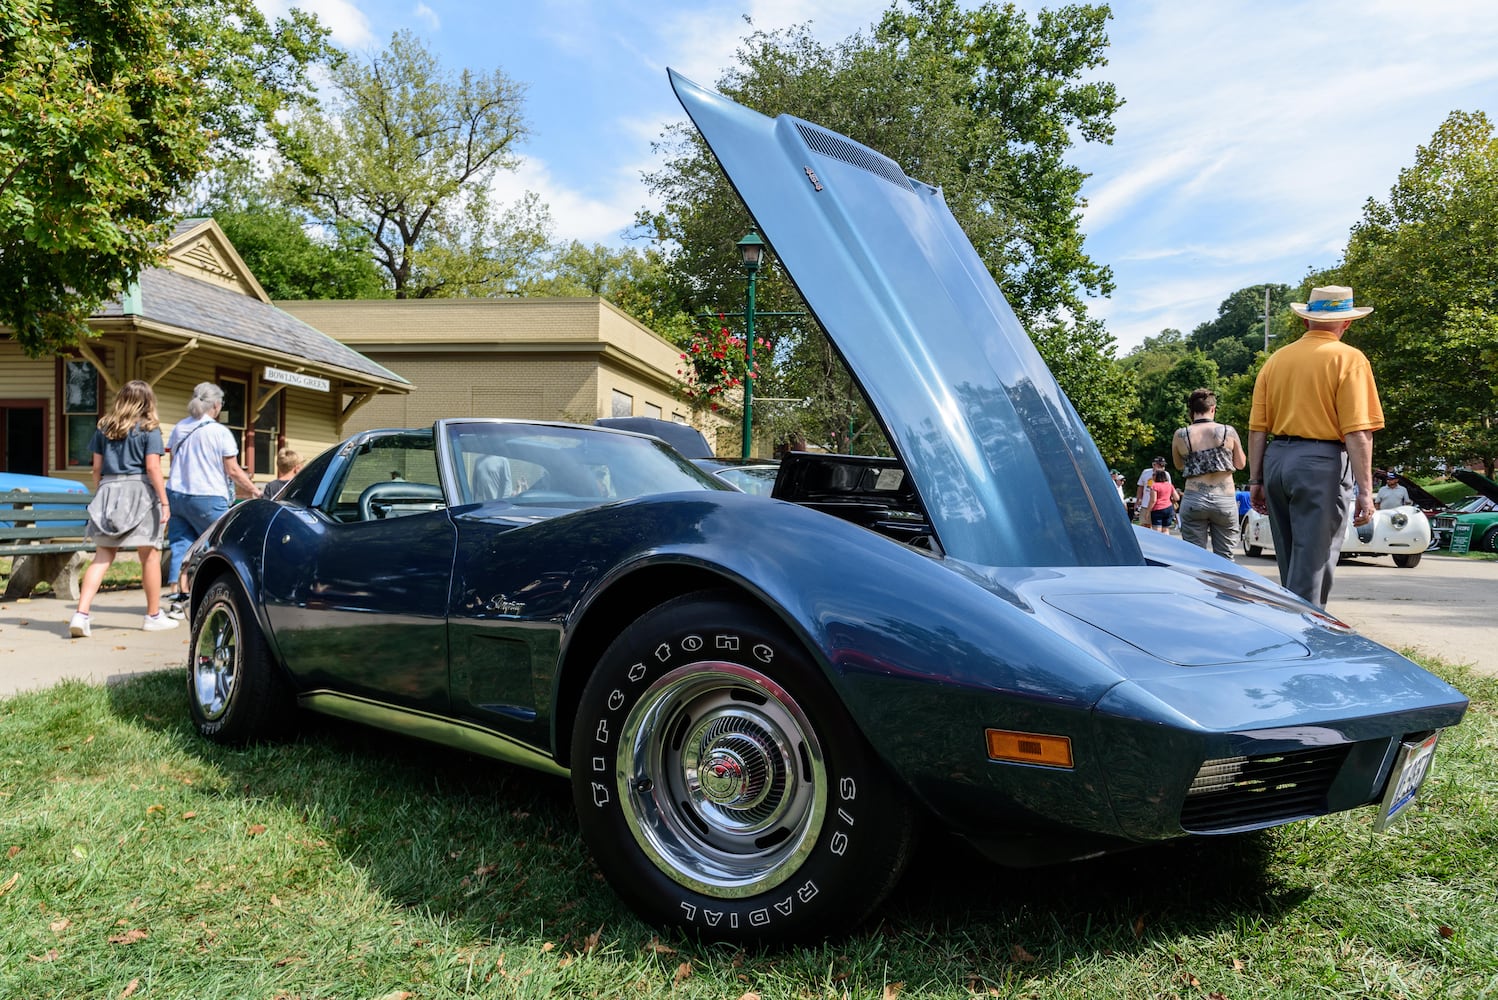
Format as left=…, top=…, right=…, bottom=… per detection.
left=275, top=30, right=549, bottom=299
left=639, top=0, right=1129, bottom=453
left=1335, top=110, right=1498, bottom=475
left=0, top=0, right=328, bottom=355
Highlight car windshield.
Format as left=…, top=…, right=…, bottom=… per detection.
left=444, top=421, right=727, bottom=508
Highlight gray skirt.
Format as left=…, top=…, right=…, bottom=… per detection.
left=86, top=475, right=163, bottom=549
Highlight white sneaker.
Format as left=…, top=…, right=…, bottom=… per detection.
left=142, top=612, right=180, bottom=632
left=69, top=612, right=91, bottom=638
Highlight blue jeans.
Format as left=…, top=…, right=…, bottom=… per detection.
left=167, top=489, right=229, bottom=585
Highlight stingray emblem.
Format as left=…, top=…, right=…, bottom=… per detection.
left=803, top=165, right=823, bottom=191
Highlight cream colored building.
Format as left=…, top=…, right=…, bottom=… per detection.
left=0, top=219, right=408, bottom=485
left=279, top=298, right=725, bottom=452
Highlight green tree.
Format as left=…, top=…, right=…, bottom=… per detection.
left=276, top=30, right=549, bottom=298
left=1337, top=110, right=1498, bottom=475
left=0, top=0, right=328, bottom=355
left=214, top=208, right=389, bottom=301
left=639, top=1, right=1126, bottom=453
left=1031, top=318, right=1147, bottom=467
left=1126, top=351, right=1219, bottom=479
left=530, top=241, right=696, bottom=344
left=1189, top=284, right=1294, bottom=379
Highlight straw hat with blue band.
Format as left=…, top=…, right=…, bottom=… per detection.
left=1290, top=285, right=1373, bottom=322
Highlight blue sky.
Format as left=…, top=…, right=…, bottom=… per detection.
left=257, top=0, right=1498, bottom=352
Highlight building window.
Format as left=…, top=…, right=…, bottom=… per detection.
left=644, top=402, right=662, bottom=419
left=218, top=374, right=250, bottom=470
left=672, top=413, right=688, bottom=424
left=610, top=389, right=633, bottom=418
left=251, top=393, right=284, bottom=477
left=62, top=360, right=100, bottom=467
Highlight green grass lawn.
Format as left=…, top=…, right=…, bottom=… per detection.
left=2, top=663, right=1494, bottom=999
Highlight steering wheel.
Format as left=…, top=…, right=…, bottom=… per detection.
left=357, top=480, right=444, bottom=521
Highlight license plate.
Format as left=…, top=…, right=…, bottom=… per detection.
left=1373, top=732, right=1441, bottom=832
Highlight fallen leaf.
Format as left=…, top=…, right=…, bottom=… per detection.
left=146, top=804, right=165, bottom=815
left=646, top=937, right=676, bottom=955
left=737, top=993, right=762, bottom=1000
left=1132, top=913, right=1146, bottom=938
left=1208, top=993, right=1229, bottom=1000
left=50, top=918, right=70, bottom=933
left=247, top=824, right=267, bottom=837
left=108, top=929, right=149, bottom=945
left=473, top=863, right=500, bottom=877
left=29, top=949, right=60, bottom=962
left=884, top=982, right=904, bottom=999
left=270, top=894, right=282, bottom=907
left=182, top=812, right=197, bottom=820
left=273, top=955, right=299, bottom=967
left=557, top=955, right=572, bottom=969
left=5, top=846, right=17, bottom=858
left=1439, top=925, right=1455, bottom=938
left=84, top=735, right=94, bottom=744
left=373, top=993, right=413, bottom=1000
left=119, top=979, right=140, bottom=998
left=674, top=961, right=692, bottom=984
left=112, top=645, right=126, bottom=650
left=0, top=872, right=19, bottom=895
left=1009, top=943, right=1037, bottom=964
left=583, top=926, right=603, bottom=953
left=1232, top=957, right=1245, bottom=972
left=541, top=941, right=555, bottom=953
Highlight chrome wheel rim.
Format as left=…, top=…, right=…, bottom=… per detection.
left=617, top=662, right=827, bottom=896
left=191, top=600, right=239, bottom=721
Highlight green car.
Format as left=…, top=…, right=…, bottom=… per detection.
left=1430, top=470, right=1498, bottom=552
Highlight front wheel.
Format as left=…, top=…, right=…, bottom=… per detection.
left=571, top=591, right=916, bottom=942
left=1393, top=552, right=1422, bottom=568
left=187, top=575, right=294, bottom=744
left=1483, top=527, right=1498, bottom=554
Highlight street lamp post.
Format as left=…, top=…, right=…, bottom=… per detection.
left=736, top=229, right=765, bottom=460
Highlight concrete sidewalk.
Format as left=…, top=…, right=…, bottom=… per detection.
left=1, top=587, right=189, bottom=697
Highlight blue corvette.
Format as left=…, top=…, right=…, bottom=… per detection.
left=184, top=73, right=1466, bottom=942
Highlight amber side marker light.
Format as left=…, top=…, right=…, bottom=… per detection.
left=985, top=729, right=1074, bottom=768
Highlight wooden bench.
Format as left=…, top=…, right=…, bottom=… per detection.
left=0, top=489, right=95, bottom=601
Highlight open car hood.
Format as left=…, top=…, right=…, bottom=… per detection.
left=1454, top=468, right=1498, bottom=504
left=1394, top=474, right=1443, bottom=510
left=670, top=71, right=1138, bottom=569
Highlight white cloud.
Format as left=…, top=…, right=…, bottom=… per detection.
left=255, top=0, right=374, bottom=49
left=412, top=2, right=439, bottom=32
left=487, top=156, right=651, bottom=247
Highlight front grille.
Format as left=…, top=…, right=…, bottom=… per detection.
left=1433, top=516, right=1455, bottom=531
left=1180, top=744, right=1352, bottom=832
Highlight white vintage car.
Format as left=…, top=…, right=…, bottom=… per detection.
left=1240, top=504, right=1431, bottom=568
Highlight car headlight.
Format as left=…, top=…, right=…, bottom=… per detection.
left=1390, top=512, right=1408, bottom=529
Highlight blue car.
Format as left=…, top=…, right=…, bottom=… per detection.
left=0, top=471, right=88, bottom=529
left=183, top=73, right=1467, bottom=942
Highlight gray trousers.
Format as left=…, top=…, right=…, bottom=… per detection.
left=1264, top=439, right=1352, bottom=607
left=1179, top=488, right=1239, bottom=560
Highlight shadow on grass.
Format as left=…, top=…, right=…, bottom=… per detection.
left=105, top=669, right=1310, bottom=969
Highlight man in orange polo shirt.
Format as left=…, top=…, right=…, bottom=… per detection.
left=1247, top=285, right=1383, bottom=607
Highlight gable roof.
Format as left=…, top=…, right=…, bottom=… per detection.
left=88, top=219, right=408, bottom=391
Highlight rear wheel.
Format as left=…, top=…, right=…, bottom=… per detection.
left=1483, top=527, right=1498, bottom=553
left=1392, top=552, right=1422, bottom=568
left=571, top=591, right=916, bottom=942
left=1240, top=515, right=1263, bottom=558
left=187, top=575, right=294, bottom=744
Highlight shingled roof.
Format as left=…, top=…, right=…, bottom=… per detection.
left=94, top=265, right=408, bottom=389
